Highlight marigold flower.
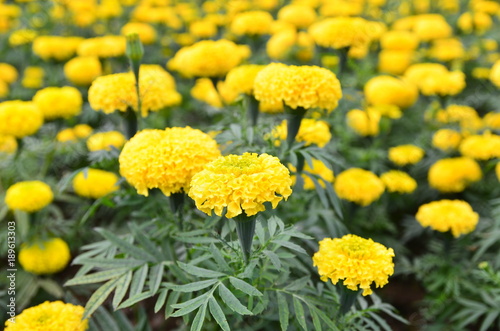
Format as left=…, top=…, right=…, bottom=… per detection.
left=224, top=64, right=265, bottom=98
left=266, top=28, right=296, bottom=60
left=33, top=36, right=84, bottom=61
left=0, top=80, right=8, bottom=98
left=64, top=56, right=102, bottom=86
left=378, top=49, right=414, bottom=75
left=8, top=29, right=37, bottom=47
left=334, top=168, right=385, bottom=206
left=428, top=157, right=482, bottom=192
left=388, top=145, right=425, bottom=166
left=458, top=11, right=492, bottom=34
left=365, top=76, right=418, bottom=109
left=77, top=35, right=127, bottom=58
left=19, top=238, right=71, bottom=275
left=277, top=4, right=317, bottom=28
left=380, top=170, right=417, bottom=193
left=309, top=17, right=374, bottom=50
left=269, top=118, right=331, bottom=147
left=459, top=132, right=500, bottom=160
left=191, top=78, right=222, bottom=108
left=254, top=63, right=342, bottom=112
left=33, top=86, right=82, bottom=120
left=490, top=59, right=500, bottom=88
left=189, top=153, right=292, bottom=218
left=120, top=127, right=221, bottom=196
left=86, top=131, right=126, bottom=151
left=21, top=66, right=44, bottom=89
left=56, top=128, right=77, bottom=142
left=416, top=200, right=479, bottom=237
left=73, top=168, right=120, bottom=199
left=313, top=234, right=395, bottom=296
left=88, top=65, right=181, bottom=117
left=0, top=100, right=43, bottom=138
left=230, top=10, right=273, bottom=36
left=4, top=301, right=88, bottom=331
left=412, top=14, right=452, bottom=41
left=429, top=38, right=465, bottom=62
left=432, top=129, right=462, bottom=151
left=168, top=39, right=250, bottom=78
left=0, top=63, right=18, bottom=84
left=483, top=112, right=500, bottom=129
left=0, top=135, right=17, bottom=154
left=5, top=181, right=53, bottom=212
left=380, top=30, right=419, bottom=51
left=496, top=162, right=500, bottom=182
left=346, top=109, right=381, bottom=136
left=289, top=158, right=334, bottom=190
left=121, top=22, right=157, bottom=44
left=74, top=124, right=93, bottom=138
left=189, top=19, right=218, bottom=39
left=404, top=63, right=466, bottom=96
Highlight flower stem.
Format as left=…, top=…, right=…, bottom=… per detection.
left=338, top=284, right=360, bottom=315
left=285, top=106, right=307, bottom=149
left=338, top=47, right=350, bottom=78
left=169, top=192, right=185, bottom=230
left=123, top=107, right=138, bottom=139
left=245, top=94, right=260, bottom=127
left=234, top=215, right=257, bottom=263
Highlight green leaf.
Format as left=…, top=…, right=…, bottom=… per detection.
left=93, top=307, right=121, bottom=331
left=293, top=297, right=307, bottom=330
left=171, top=293, right=209, bottom=317
left=190, top=302, right=208, bottom=331
left=209, top=244, right=231, bottom=273
left=38, top=279, right=64, bottom=298
left=118, top=291, right=153, bottom=309
left=95, top=228, right=158, bottom=262
left=285, top=276, right=310, bottom=291
left=218, top=283, right=253, bottom=315
left=155, top=289, right=169, bottom=313
left=208, top=297, right=230, bottom=331
left=129, top=223, right=166, bottom=261
left=268, top=216, right=278, bottom=237
left=178, top=261, right=226, bottom=278
left=113, top=271, right=133, bottom=309
left=273, top=240, right=308, bottom=255
left=263, top=250, right=281, bottom=269
left=129, top=264, right=148, bottom=297
left=324, top=182, right=343, bottom=220
left=149, top=264, right=164, bottom=295
left=277, top=292, right=289, bottom=331
left=310, top=308, right=322, bottom=331
left=167, top=279, right=219, bottom=292
left=255, top=221, right=266, bottom=246
left=165, top=291, right=181, bottom=318
left=72, top=258, right=145, bottom=269
left=480, top=311, right=499, bottom=331
left=83, top=278, right=120, bottom=320
left=229, top=277, right=263, bottom=297
left=65, top=268, right=129, bottom=286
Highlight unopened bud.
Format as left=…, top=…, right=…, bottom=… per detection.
left=126, top=33, right=144, bottom=62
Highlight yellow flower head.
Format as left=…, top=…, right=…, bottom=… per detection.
left=289, top=158, right=334, bottom=190
left=9, top=29, right=37, bottom=47
left=4, top=301, right=88, bottom=331
left=191, top=78, right=222, bottom=108
left=86, top=131, right=126, bottom=151
left=0, top=63, right=18, bottom=84
left=5, top=180, right=53, bottom=212
left=483, top=111, right=500, bottom=129
left=56, top=128, right=77, bottom=143
left=88, top=65, right=181, bottom=117
left=378, top=49, right=414, bottom=75
left=19, top=238, right=71, bottom=275
left=458, top=11, right=492, bottom=34
left=346, top=109, right=381, bottom=136
left=64, top=56, right=102, bottom=86
left=496, top=162, right=500, bottom=182
left=77, top=35, right=127, bottom=58
left=189, top=153, right=292, bottom=218
left=490, top=59, right=500, bottom=88
left=459, top=132, right=500, bottom=160
left=73, top=168, right=120, bottom=199
left=21, top=66, right=44, bottom=89
left=33, top=36, right=84, bottom=61
left=74, top=124, right=93, bottom=138
left=0, top=100, right=43, bottom=138
left=412, top=14, right=452, bottom=41
left=380, top=170, right=417, bottom=193
left=429, top=38, right=465, bottom=62
left=121, top=22, right=157, bottom=44
left=0, top=80, right=8, bottom=98
left=380, top=30, right=419, bottom=51
left=33, top=86, right=82, bottom=120
left=309, top=17, right=374, bottom=50
left=334, top=168, right=385, bottom=206
left=277, top=4, right=317, bottom=29
left=388, top=145, right=425, bottom=166
left=224, top=64, right=266, bottom=97
left=254, top=63, right=342, bottom=112
left=189, top=19, right=218, bottom=39
left=364, top=75, right=418, bottom=109
left=404, top=63, right=466, bottom=96
left=270, top=118, right=331, bottom=147
left=230, top=10, right=274, bottom=36
left=428, top=157, right=482, bottom=193
left=432, top=129, right=462, bottom=151
left=266, top=28, right=297, bottom=60
left=0, top=135, right=17, bottom=154
left=313, top=234, right=395, bottom=296
left=120, top=127, right=221, bottom=196
left=416, top=200, right=479, bottom=237
left=168, top=39, right=250, bottom=78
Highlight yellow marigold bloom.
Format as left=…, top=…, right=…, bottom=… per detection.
left=437, top=104, right=479, bottom=124
left=88, top=65, right=181, bottom=117
left=56, top=128, right=77, bottom=142
left=73, top=168, right=120, bottom=199
left=320, top=1, right=364, bottom=17
left=368, top=105, right=402, bottom=119
left=21, top=66, right=44, bottom=89
left=19, top=238, right=70, bottom=275
left=364, top=76, right=418, bottom=109
left=0, top=100, right=43, bottom=138
left=5, top=180, right=53, bottom=212
left=0, top=135, right=17, bottom=154
left=266, top=28, right=296, bottom=60
left=411, top=14, right=452, bottom=41
left=309, top=17, right=374, bottom=50
left=483, top=112, right=500, bottom=129
left=33, top=86, right=82, bottom=120
left=120, top=127, right=221, bottom=196
left=121, top=22, right=157, bottom=44
left=74, top=124, right=93, bottom=138
left=388, top=145, right=425, bottom=166
left=254, top=63, right=342, bottom=112
left=472, top=0, right=500, bottom=14
left=191, top=78, right=222, bottom=108
left=289, top=158, right=334, bottom=190
left=428, top=157, right=482, bottom=192
left=416, top=200, right=479, bottom=237
left=381, top=170, right=417, bottom=193
left=378, top=49, right=414, bottom=75
left=432, top=129, right=462, bottom=151
left=77, top=35, right=127, bottom=58
left=8, top=29, right=37, bottom=46
left=346, top=109, right=380, bottom=136
left=188, top=153, right=292, bottom=218
left=270, top=118, right=331, bottom=147
left=490, top=59, right=500, bottom=88
left=429, top=38, right=465, bottom=62
left=496, top=162, right=500, bottom=182
left=459, top=132, right=500, bottom=160
left=458, top=11, right=493, bottom=34
left=4, top=301, right=88, bottom=331
left=64, top=56, right=102, bottom=86
left=334, top=168, right=385, bottom=206
left=87, top=131, right=126, bottom=151
left=380, top=30, right=419, bottom=51
left=97, top=0, right=123, bottom=19
left=472, top=67, right=491, bottom=80
left=313, top=234, right=395, bottom=296
left=0, top=63, right=18, bottom=84
left=189, top=19, right=218, bottom=39
left=32, top=36, right=83, bottom=61
left=168, top=39, right=250, bottom=78
left=277, top=4, right=317, bottom=28
left=230, top=10, right=273, bottom=36
left=0, top=80, right=8, bottom=98
left=404, top=63, right=466, bottom=96
left=224, top=64, right=265, bottom=97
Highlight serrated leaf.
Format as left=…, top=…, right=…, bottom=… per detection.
left=167, top=279, right=219, bottom=292
left=118, top=291, right=153, bottom=309
left=191, top=303, right=208, bottom=331
left=263, top=250, right=281, bottom=269
left=95, top=228, right=158, bottom=262
left=273, top=240, right=308, bottom=255
left=171, top=293, right=209, bottom=317
left=112, top=271, right=133, bottom=309
left=155, top=289, right=169, bottom=313
left=229, top=277, right=263, bottom=297
left=218, top=283, right=252, bottom=315
left=65, top=268, right=129, bottom=286
left=178, top=261, right=226, bottom=278
left=277, top=292, right=289, bottom=331
left=149, top=264, right=164, bottom=295
left=293, top=297, right=307, bottom=331
left=83, top=278, right=120, bottom=320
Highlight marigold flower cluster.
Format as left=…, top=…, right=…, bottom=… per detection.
left=223, top=64, right=266, bottom=99
left=334, top=168, right=385, bottom=206
left=4, top=301, right=88, bottom=331
left=428, top=157, right=482, bottom=193
left=381, top=170, right=417, bottom=194
left=432, top=129, right=462, bottom=151
left=0, top=135, right=17, bottom=154
left=416, top=200, right=479, bottom=237
left=33, top=36, right=84, bottom=61
left=230, top=10, right=273, bottom=36
left=364, top=76, right=418, bottom=109
left=5, top=180, right=54, bottom=213
left=313, top=234, right=395, bottom=296
left=346, top=109, right=381, bottom=136
left=56, top=124, right=93, bottom=142
left=189, top=153, right=292, bottom=218
left=0, top=100, right=44, bottom=138
left=19, top=238, right=71, bottom=275
left=33, top=86, right=83, bottom=120
left=64, top=56, right=102, bottom=86
left=309, top=17, right=374, bottom=50
left=388, top=145, right=425, bottom=166
left=119, top=127, right=221, bottom=196
left=459, top=132, right=500, bottom=160
left=77, top=35, right=127, bottom=58
left=73, top=169, right=120, bottom=199
left=404, top=63, right=466, bottom=96
left=269, top=118, right=331, bottom=147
